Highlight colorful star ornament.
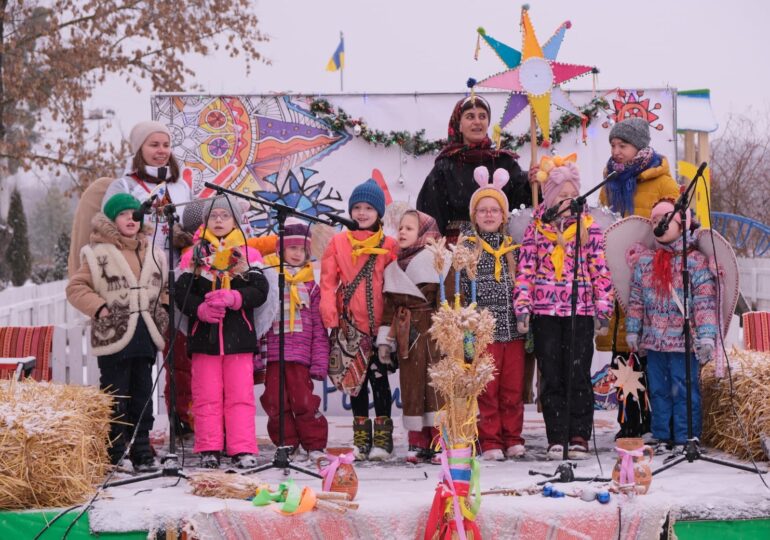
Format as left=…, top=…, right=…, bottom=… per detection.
left=474, top=4, right=595, bottom=143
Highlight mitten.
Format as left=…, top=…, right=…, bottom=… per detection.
left=695, top=337, right=715, bottom=365
left=210, top=289, right=242, bottom=310
left=378, top=344, right=393, bottom=365
left=626, top=333, right=639, bottom=352
left=594, top=317, right=610, bottom=337
left=516, top=314, right=530, bottom=335
left=197, top=301, right=226, bottom=323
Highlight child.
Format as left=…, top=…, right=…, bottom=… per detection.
left=459, top=167, right=526, bottom=461
left=320, top=179, right=398, bottom=461
left=377, top=210, right=448, bottom=463
left=597, top=117, right=680, bottom=439
left=66, top=193, right=169, bottom=473
left=258, top=219, right=329, bottom=461
left=514, top=157, right=614, bottom=460
left=626, top=199, right=717, bottom=454
left=175, top=195, right=270, bottom=469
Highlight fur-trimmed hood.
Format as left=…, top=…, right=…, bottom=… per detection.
left=90, top=213, right=152, bottom=251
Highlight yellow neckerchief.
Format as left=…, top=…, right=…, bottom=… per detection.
left=201, top=227, right=248, bottom=290
left=347, top=228, right=388, bottom=264
left=467, top=234, right=520, bottom=282
left=535, top=215, right=594, bottom=281
left=264, top=254, right=315, bottom=332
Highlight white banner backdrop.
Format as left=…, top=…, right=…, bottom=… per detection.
left=153, top=89, right=678, bottom=415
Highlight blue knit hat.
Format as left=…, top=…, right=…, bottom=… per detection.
left=348, top=179, right=386, bottom=218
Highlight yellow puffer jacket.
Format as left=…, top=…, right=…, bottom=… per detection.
left=596, top=157, right=680, bottom=352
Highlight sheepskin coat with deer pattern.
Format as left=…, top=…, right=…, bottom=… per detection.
left=66, top=213, right=169, bottom=356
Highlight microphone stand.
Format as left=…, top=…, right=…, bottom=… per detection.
left=202, top=181, right=342, bottom=479
left=652, top=167, right=763, bottom=476
left=529, top=172, right=617, bottom=481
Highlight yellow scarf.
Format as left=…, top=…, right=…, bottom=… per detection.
left=265, top=254, right=315, bottom=332
left=467, top=235, right=520, bottom=282
left=348, top=229, right=389, bottom=264
left=535, top=215, right=594, bottom=281
left=201, top=227, right=248, bottom=290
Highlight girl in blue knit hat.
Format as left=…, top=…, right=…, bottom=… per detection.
left=320, top=179, right=398, bottom=460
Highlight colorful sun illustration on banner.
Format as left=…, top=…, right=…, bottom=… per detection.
left=602, top=89, right=664, bottom=131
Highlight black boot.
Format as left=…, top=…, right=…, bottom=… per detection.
left=352, top=416, right=372, bottom=460
left=369, top=416, right=394, bottom=461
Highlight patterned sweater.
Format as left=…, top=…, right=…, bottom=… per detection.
left=514, top=205, right=614, bottom=319
left=626, top=237, right=718, bottom=353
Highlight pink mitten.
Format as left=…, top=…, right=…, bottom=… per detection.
left=197, top=301, right=226, bottom=323
left=221, top=289, right=243, bottom=310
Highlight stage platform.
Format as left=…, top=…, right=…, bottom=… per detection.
left=4, top=408, right=770, bottom=539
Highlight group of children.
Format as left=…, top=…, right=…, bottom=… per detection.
left=66, top=117, right=718, bottom=471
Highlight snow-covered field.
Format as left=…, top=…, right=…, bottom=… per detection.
left=84, top=407, right=770, bottom=538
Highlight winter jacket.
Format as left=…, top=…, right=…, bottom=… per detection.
left=319, top=230, right=398, bottom=333
left=514, top=205, right=614, bottom=320
left=459, top=230, right=524, bottom=342
left=597, top=156, right=680, bottom=353
left=175, top=238, right=270, bottom=356
left=626, top=238, right=718, bottom=353
left=260, top=277, right=330, bottom=380
left=66, top=214, right=169, bottom=357
left=417, top=153, right=531, bottom=236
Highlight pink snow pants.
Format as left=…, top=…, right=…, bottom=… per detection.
left=191, top=352, right=258, bottom=456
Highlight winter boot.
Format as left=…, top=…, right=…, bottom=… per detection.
left=352, top=417, right=372, bottom=460
left=368, top=416, right=394, bottom=461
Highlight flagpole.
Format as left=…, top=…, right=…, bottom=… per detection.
left=339, top=31, right=344, bottom=92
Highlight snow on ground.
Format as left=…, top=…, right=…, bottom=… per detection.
left=87, top=407, right=770, bottom=536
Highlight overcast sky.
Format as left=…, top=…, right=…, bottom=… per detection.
left=91, top=0, right=769, bottom=138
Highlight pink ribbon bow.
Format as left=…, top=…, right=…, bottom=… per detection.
left=320, top=451, right=354, bottom=492
left=615, top=447, right=643, bottom=486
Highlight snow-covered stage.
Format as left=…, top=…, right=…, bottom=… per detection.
left=38, top=408, right=769, bottom=539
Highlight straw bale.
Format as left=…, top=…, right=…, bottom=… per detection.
left=701, top=348, right=770, bottom=461
left=0, top=379, right=112, bottom=509
left=188, top=471, right=261, bottom=499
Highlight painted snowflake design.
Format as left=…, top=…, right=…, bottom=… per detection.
left=602, top=90, right=664, bottom=131
left=249, top=167, right=343, bottom=235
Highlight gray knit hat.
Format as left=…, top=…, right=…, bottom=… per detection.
left=609, top=118, right=651, bottom=150
left=203, top=194, right=245, bottom=223
left=181, top=199, right=207, bottom=233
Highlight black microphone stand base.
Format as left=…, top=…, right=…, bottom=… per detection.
left=529, top=462, right=610, bottom=485
left=243, top=446, right=323, bottom=478
left=652, top=438, right=765, bottom=476
left=105, top=456, right=189, bottom=488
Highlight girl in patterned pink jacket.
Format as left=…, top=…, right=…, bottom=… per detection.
left=514, top=157, right=614, bottom=460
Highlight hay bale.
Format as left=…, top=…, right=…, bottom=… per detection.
left=0, top=379, right=112, bottom=509
left=701, top=347, right=770, bottom=461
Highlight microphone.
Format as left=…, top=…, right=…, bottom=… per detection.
left=132, top=167, right=168, bottom=221
left=653, top=212, right=674, bottom=237
left=541, top=203, right=562, bottom=224
left=323, top=212, right=359, bottom=231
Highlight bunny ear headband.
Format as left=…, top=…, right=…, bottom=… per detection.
left=469, top=166, right=512, bottom=222
left=535, top=153, right=578, bottom=183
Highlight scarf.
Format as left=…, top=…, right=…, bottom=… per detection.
left=651, top=234, right=694, bottom=300
left=467, top=234, right=520, bottom=282
left=435, top=97, right=517, bottom=164
left=605, top=147, right=660, bottom=216
left=348, top=228, right=389, bottom=264
left=397, top=211, right=441, bottom=271
left=196, top=227, right=249, bottom=290
left=264, top=254, right=314, bottom=332
left=535, top=215, right=595, bottom=281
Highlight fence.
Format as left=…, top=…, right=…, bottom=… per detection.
left=0, top=280, right=83, bottom=327
left=737, top=258, right=770, bottom=311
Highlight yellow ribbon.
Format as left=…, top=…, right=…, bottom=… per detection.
left=535, top=215, right=594, bottom=281
left=347, top=229, right=389, bottom=264
left=467, top=236, right=520, bottom=282
left=201, top=227, right=248, bottom=290
left=265, top=254, right=314, bottom=332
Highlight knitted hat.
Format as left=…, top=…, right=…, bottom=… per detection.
left=609, top=118, right=650, bottom=150
left=348, top=178, right=386, bottom=218
left=103, top=193, right=141, bottom=222
left=650, top=198, right=691, bottom=231
left=203, top=194, right=246, bottom=223
left=469, top=166, right=510, bottom=224
left=283, top=217, right=311, bottom=250
left=129, top=121, right=171, bottom=154
left=542, top=162, right=581, bottom=209
left=181, top=199, right=207, bottom=233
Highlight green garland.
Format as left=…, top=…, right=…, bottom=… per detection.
left=309, top=96, right=608, bottom=156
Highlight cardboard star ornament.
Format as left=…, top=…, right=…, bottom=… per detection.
left=610, top=357, right=646, bottom=404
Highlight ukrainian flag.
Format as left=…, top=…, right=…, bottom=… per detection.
left=326, top=34, right=345, bottom=71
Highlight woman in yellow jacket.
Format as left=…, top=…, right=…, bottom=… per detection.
left=597, top=117, right=680, bottom=440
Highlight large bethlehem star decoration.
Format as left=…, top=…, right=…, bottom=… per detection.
left=610, top=357, right=646, bottom=404
left=475, top=6, right=595, bottom=141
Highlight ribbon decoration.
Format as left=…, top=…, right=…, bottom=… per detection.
left=535, top=214, right=595, bottom=281
left=319, top=451, right=355, bottom=492
left=615, top=447, right=643, bottom=486
left=347, top=229, right=389, bottom=264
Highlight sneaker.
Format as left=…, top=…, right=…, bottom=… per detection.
left=406, top=445, right=431, bottom=464
left=369, top=417, right=394, bottom=461
left=115, top=458, right=134, bottom=474
left=505, top=444, right=526, bottom=459
left=307, top=450, right=326, bottom=463
left=481, top=448, right=505, bottom=461
left=547, top=444, right=565, bottom=460
left=670, top=444, right=685, bottom=456
left=568, top=439, right=590, bottom=460
left=134, top=456, right=160, bottom=472
left=200, top=451, right=220, bottom=469
left=352, top=417, right=373, bottom=461
left=292, top=448, right=309, bottom=462
left=652, top=441, right=671, bottom=455
left=642, top=432, right=657, bottom=445
left=233, top=453, right=258, bottom=469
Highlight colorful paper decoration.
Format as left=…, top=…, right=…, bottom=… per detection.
left=475, top=5, right=595, bottom=142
